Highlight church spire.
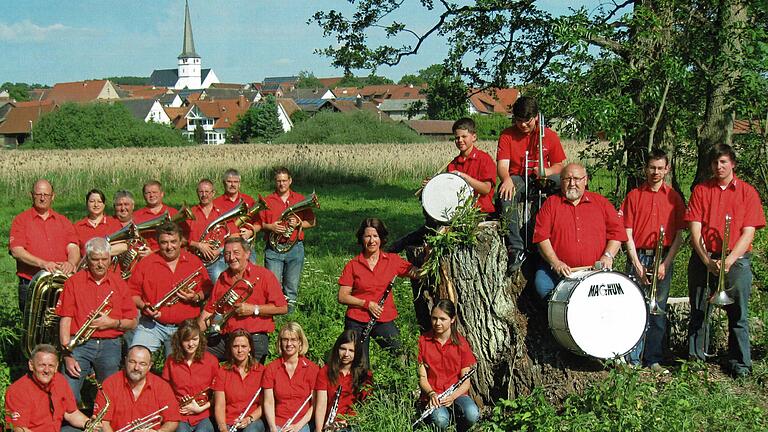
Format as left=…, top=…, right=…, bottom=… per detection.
left=179, top=0, right=199, bottom=59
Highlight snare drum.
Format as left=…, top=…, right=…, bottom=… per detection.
left=421, top=172, right=473, bottom=223
left=548, top=270, right=647, bottom=359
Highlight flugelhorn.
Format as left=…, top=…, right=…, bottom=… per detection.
left=205, top=278, right=254, bottom=336
left=65, top=291, right=114, bottom=352
left=268, top=192, right=319, bottom=254
left=710, top=214, right=735, bottom=306
left=196, top=199, right=249, bottom=266
left=149, top=266, right=205, bottom=311
left=116, top=405, right=168, bottom=432
left=647, top=226, right=666, bottom=316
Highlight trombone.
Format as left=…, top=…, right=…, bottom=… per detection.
left=703, top=214, right=735, bottom=356
left=647, top=226, right=666, bottom=316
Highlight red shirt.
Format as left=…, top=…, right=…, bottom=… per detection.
left=314, top=365, right=372, bottom=419
left=95, top=371, right=182, bottom=429
left=686, top=176, right=766, bottom=253
left=262, top=356, right=319, bottom=426
left=162, top=352, right=219, bottom=426
left=184, top=203, right=226, bottom=246
left=417, top=331, right=476, bottom=396
left=447, top=146, right=496, bottom=213
left=9, top=208, right=78, bottom=280
left=74, top=216, right=123, bottom=255
left=213, top=363, right=265, bottom=425
left=620, top=183, right=687, bottom=249
left=4, top=373, right=77, bottom=432
left=213, top=193, right=256, bottom=212
left=204, top=262, right=286, bottom=334
left=133, top=204, right=179, bottom=251
left=496, top=126, right=567, bottom=176
left=258, top=191, right=315, bottom=243
left=533, top=191, right=627, bottom=267
left=338, top=252, right=412, bottom=323
left=56, top=269, right=137, bottom=339
left=129, top=250, right=211, bottom=325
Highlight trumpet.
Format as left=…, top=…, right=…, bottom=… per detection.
left=65, top=291, right=114, bottom=352
left=268, top=192, right=319, bottom=254
left=180, top=387, right=211, bottom=408
left=85, top=383, right=110, bottom=432
left=205, top=278, right=254, bottom=336
left=647, top=226, right=666, bottom=316
left=116, top=405, right=168, bottom=432
left=710, top=214, right=735, bottom=306
left=149, top=266, right=205, bottom=311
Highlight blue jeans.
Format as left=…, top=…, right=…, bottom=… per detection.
left=207, top=249, right=258, bottom=284
left=176, top=418, right=215, bottom=432
left=62, top=338, right=122, bottom=403
left=626, top=252, right=673, bottom=366
left=265, top=241, right=304, bottom=313
left=226, top=419, right=267, bottom=432
left=429, top=395, right=479, bottom=431
left=688, top=253, right=753, bottom=372
left=534, top=263, right=561, bottom=299
left=130, top=317, right=178, bottom=357
left=497, top=174, right=561, bottom=253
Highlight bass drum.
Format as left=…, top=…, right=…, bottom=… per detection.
left=421, top=172, right=473, bottom=223
left=548, top=270, right=647, bottom=359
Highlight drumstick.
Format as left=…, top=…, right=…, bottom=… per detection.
left=414, top=161, right=452, bottom=197
left=570, top=262, right=605, bottom=273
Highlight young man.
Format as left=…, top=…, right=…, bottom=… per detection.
left=496, top=96, right=567, bottom=272
left=620, top=149, right=686, bottom=372
left=687, top=144, right=765, bottom=378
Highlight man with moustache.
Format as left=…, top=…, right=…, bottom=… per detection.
left=57, top=237, right=138, bottom=403
left=199, top=237, right=287, bottom=363
left=4, top=344, right=92, bottom=432
left=133, top=180, right=179, bottom=252
left=95, top=345, right=180, bottom=432
left=185, top=178, right=228, bottom=282
left=9, top=179, right=80, bottom=312
left=532, top=163, right=626, bottom=299
left=130, top=222, right=211, bottom=356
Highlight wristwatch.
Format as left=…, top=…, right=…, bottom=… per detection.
left=603, top=251, right=613, bottom=259
left=253, top=305, right=260, bottom=316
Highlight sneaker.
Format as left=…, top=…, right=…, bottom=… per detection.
left=649, top=363, right=669, bottom=374
left=507, top=249, right=526, bottom=273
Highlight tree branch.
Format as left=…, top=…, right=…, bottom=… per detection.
left=648, top=78, right=671, bottom=152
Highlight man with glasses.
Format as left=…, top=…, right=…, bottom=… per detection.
left=532, top=163, right=625, bottom=299
left=9, top=179, right=80, bottom=312
left=496, top=96, right=567, bottom=272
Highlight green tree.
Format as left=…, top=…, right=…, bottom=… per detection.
left=101, top=76, right=149, bottom=85
left=335, top=73, right=394, bottom=88
left=228, top=95, right=284, bottom=143
left=1, top=82, right=48, bottom=102
left=425, top=71, right=468, bottom=120
left=193, top=123, right=205, bottom=144
left=296, top=71, right=324, bottom=89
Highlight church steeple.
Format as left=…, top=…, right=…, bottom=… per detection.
left=179, top=0, right=199, bottom=59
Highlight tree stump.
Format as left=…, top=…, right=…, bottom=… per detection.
left=666, top=296, right=728, bottom=357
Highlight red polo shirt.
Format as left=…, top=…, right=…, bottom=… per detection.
left=9, top=208, right=78, bottom=280
left=258, top=191, right=315, bottom=243
left=4, top=373, right=77, bottom=432
left=133, top=204, right=179, bottom=251
left=533, top=191, right=627, bottom=267
left=74, top=216, right=123, bottom=255
left=315, top=365, right=372, bottom=419
left=95, top=371, right=182, bottom=429
left=686, top=176, right=766, bottom=253
left=129, top=250, right=211, bottom=325
left=417, top=331, right=476, bottom=395
left=447, top=146, right=496, bottom=213
left=213, top=362, right=264, bottom=425
left=338, top=252, right=412, bottom=323
left=214, top=193, right=256, bottom=213
left=496, top=126, right=567, bottom=176
left=262, top=356, right=319, bottom=426
left=204, top=263, right=286, bottom=334
left=56, top=269, right=136, bottom=339
left=184, top=203, right=226, bottom=246
left=162, top=352, right=219, bottom=426
left=620, top=182, right=686, bottom=249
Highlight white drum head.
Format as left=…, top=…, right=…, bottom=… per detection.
left=422, top=173, right=472, bottom=223
left=551, top=270, right=647, bottom=359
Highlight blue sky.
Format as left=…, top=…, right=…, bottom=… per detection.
left=1, top=1, right=599, bottom=86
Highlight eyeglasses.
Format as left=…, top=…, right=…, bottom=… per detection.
left=514, top=116, right=536, bottom=124
left=562, top=176, right=587, bottom=184
left=33, top=193, right=52, bottom=198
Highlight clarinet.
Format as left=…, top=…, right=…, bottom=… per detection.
left=323, top=385, right=343, bottom=431
left=358, top=278, right=396, bottom=347
left=412, top=366, right=477, bottom=428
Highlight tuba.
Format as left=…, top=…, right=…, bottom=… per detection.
left=196, top=200, right=249, bottom=266
left=23, top=270, right=69, bottom=357
left=205, top=278, right=254, bottom=336
left=65, top=291, right=114, bottom=352
left=268, top=192, right=319, bottom=254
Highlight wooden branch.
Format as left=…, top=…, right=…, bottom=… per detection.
left=599, top=0, right=635, bottom=25
left=648, top=78, right=671, bottom=152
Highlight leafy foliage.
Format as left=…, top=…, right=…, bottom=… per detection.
left=295, top=70, right=324, bottom=89
left=335, top=73, right=394, bottom=88
left=425, top=70, right=468, bottom=120
left=1, top=82, right=48, bottom=102
left=101, top=76, right=149, bottom=85
left=227, top=95, right=284, bottom=143
left=274, top=110, right=427, bottom=144
left=27, top=103, right=188, bottom=149
left=471, top=113, right=511, bottom=141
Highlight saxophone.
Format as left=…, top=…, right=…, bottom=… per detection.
left=65, top=291, right=114, bottom=352
left=85, top=383, right=110, bottom=432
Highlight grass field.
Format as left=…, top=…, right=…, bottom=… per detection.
left=0, top=142, right=766, bottom=431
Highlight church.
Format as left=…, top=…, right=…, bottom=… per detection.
left=149, top=0, right=219, bottom=90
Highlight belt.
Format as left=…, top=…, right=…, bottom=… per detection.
left=637, top=247, right=669, bottom=256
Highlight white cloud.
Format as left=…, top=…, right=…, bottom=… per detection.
left=274, top=58, right=293, bottom=66
left=0, top=20, right=85, bottom=42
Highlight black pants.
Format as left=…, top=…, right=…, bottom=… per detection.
left=344, top=317, right=402, bottom=362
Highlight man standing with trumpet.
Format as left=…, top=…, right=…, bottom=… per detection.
left=130, top=222, right=212, bottom=356
left=57, top=236, right=138, bottom=403
left=686, top=144, right=765, bottom=378
left=199, top=237, right=287, bottom=363
left=620, top=149, right=686, bottom=372
left=133, top=180, right=179, bottom=252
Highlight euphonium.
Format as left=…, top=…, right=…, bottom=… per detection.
left=196, top=200, right=249, bottom=266
left=65, top=291, right=114, bottom=352
left=114, top=213, right=171, bottom=280
left=171, top=203, right=196, bottom=225
left=85, top=383, right=110, bottom=432
left=150, top=266, right=204, bottom=311
left=710, top=214, right=735, bottom=306
left=647, top=226, right=666, bottom=316
left=23, top=270, right=69, bottom=357
left=205, top=278, right=254, bottom=336
left=268, top=192, right=319, bottom=253
left=234, top=195, right=269, bottom=232
left=115, top=405, right=168, bottom=432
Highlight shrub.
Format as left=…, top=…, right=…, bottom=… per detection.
left=472, top=113, right=512, bottom=140
left=275, top=111, right=427, bottom=144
